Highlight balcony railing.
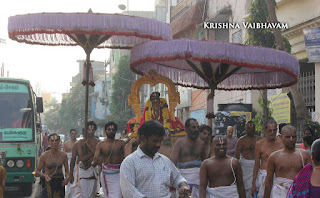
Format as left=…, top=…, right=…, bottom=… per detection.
left=171, top=0, right=199, bottom=22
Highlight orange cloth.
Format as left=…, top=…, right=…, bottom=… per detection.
left=0, top=166, right=6, bottom=198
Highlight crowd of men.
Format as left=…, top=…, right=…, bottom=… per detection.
left=34, top=118, right=320, bottom=198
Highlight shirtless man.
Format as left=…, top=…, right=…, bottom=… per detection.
left=226, top=126, right=238, bottom=157
left=199, top=125, right=212, bottom=158
left=92, top=121, right=126, bottom=198
left=235, top=121, right=262, bottom=198
left=158, top=128, right=173, bottom=158
left=251, top=120, right=284, bottom=198
left=35, top=133, right=69, bottom=197
left=124, top=136, right=140, bottom=158
left=63, top=129, right=77, bottom=196
left=264, top=125, right=311, bottom=198
left=158, top=128, right=176, bottom=197
left=200, top=136, right=245, bottom=198
left=69, top=121, right=100, bottom=198
left=172, top=118, right=207, bottom=197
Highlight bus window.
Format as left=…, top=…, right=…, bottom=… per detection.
left=0, top=82, right=34, bottom=142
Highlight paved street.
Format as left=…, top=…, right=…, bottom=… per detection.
left=4, top=177, right=105, bottom=198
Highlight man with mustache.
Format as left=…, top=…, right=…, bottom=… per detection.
left=235, top=121, right=261, bottom=198
left=264, top=125, right=311, bottom=198
left=92, top=121, right=125, bottom=198
left=120, top=120, right=191, bottom=198
left=69, top=121, right=100, bottom=198
left=199, top=135, right=245, bottom=198
left=251, top=120, right=284, bottom=198
left=171, top=118, right=207, bottom=197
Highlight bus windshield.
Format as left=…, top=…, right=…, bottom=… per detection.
left=0, top=82, right=34, bottom=142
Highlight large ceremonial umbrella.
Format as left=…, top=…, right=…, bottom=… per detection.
left=130, top=39, right=299, bottom=126
left=8, top=12, right=172, bottom=130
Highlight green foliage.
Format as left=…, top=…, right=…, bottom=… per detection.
left=252, top=97, right=274, bottom=133
left=248, top=0, right=290, bottom=135
left=43, top=82, right=91, bottom=135
left=246, top=0, right=291, bottom=53
left=110, top=55, right=135, bottom=132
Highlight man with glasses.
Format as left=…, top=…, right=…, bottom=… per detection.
left=63, top=129, right=77, bottom=196
left=92, top=121, right=125, bottom=198
left=69, top=121, right=100, bottom=198
left=35, top=133, right=69, bottom=198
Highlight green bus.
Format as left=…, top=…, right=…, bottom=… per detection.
left=0, top=78, right=43, bottom=196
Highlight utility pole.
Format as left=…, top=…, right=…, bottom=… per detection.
left=0, top=38, right=6, bottom=77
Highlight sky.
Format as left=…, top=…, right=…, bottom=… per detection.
left=0, top=0, right=155, bottom=101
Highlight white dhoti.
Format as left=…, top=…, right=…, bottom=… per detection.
left=240, top=157, right=255, bottom=198
left=65, top=152, right=72, bottom=196
left=256, top=169, right=267, bottom=198
left=179, top=167, right=200, bottom=198
left=207, top=183, right=239, bottom=198
left=271, top=177, right=293, bottom=198
left=100, top=163, right=122, bottom=198
left=69, top=165, right=82, bottom=198
left=78, top=166, right=97, bottom=198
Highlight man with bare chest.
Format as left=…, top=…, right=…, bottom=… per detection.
left=199, top=125, right=212, bottom=158
left=124, top=136, right=140, bottom=158
left=251, top=120, right=284, bottom=198
left=158, top=128, right=176, bottom=197
left=235, top=121, right=262, bottom=198
left=69, top=121, right=100, bottom=198
left=63, top=129, right=77, bottom=196
left=158, top=128, right=173, bottom=158
left=264, top=125, right=311, bottom=198
left=200, top=135, right=245, bottom=198
left=172, top=118, right=207, bottom=197
left=92, top=121, right=125, bottom=198
left=35, top=133, right=69, bottom=198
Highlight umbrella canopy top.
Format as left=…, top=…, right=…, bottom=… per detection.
left=8, top=12, right=172, bottom=49
left=130, top=39, right=300, bottom=91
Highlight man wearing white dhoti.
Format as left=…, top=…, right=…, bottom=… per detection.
left=69, top=122, right=100, bottom=198
left=264, top=125, right=311, bottom=198
left=92, top=121, right=126, bottom=198
left=251, top=120, right=284, bottom=198
left=178, top=162, right=201, bottom=197
left=63, top=129, right=78, bottom=197
left=199, top=136, right=245, bottom=198
left=79, top=165, right=97, bottom=198
left=100, top=163, right=121, bottom=198
left=172, top=118, right=207, bottom=197
left=235, top=121, right=261, bottom=198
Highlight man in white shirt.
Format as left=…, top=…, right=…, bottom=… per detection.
left=120, top=120, right=191, bottom=198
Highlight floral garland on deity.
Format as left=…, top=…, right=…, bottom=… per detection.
left=144, top=98, right=172, bottom=130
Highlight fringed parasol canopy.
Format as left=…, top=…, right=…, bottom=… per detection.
left=130, top=39, right=299, bottom=91
left=130, top=39, right=300, bottom=122
left=8, top=12, right=172, bottom=49
left=8, top=12, right=172, bottom=131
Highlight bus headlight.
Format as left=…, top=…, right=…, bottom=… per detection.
left=16, top=160, right=24, bottom=168
left=7, top=160, right=15, bottom=168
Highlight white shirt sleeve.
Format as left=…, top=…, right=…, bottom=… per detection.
left=120, top=156, right=147, bottom=198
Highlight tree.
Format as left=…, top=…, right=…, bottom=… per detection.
left=247, top=0, right=291, bottom=133
left=43, top=82, right=91, bottom=135
left=109, top=55, right=135, bottom=132
left=264, top=0, right=310, bottom=135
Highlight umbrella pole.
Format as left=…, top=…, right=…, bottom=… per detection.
left=84, top=52, right=90, bottom=135
left=206, top=90, right=215, bottom=128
